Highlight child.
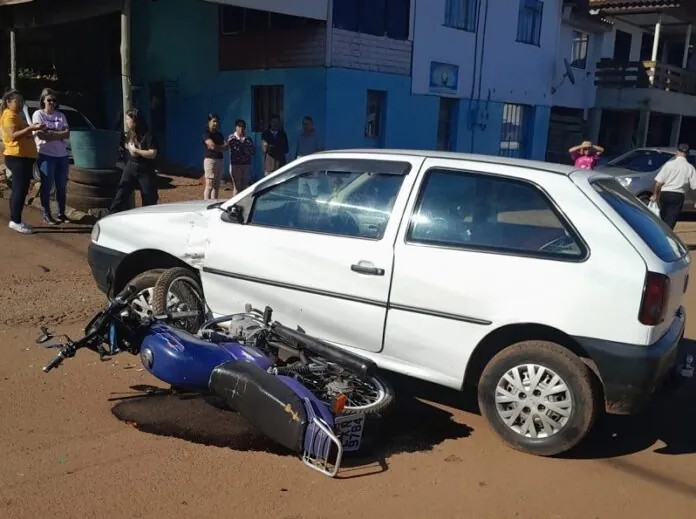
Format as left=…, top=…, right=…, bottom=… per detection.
left=568, top=140, right=604, bottom=170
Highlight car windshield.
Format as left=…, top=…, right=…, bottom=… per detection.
left=607, top=149, right=674, bottom=172
left=25, top=107, right=92, bottom=130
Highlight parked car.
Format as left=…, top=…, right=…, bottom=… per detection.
left=86, top=149, right=691, bottom=456
left=595, top=146, right=696, bottom=207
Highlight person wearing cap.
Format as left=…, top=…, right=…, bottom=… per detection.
left=650, top=143, right=696, bottom=229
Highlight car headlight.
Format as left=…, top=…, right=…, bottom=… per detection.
left=618, top=177, right=633, bottom=187
left=91, top=222, right=100, bottom=242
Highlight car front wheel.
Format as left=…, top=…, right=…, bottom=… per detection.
left=477, top=341, right=598, bottom=457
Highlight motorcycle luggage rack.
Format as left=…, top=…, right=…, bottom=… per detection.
left=301, top=397, right=343, bottom=477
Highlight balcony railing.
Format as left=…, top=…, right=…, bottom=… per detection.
left=595, top=59, right=696, bottom=96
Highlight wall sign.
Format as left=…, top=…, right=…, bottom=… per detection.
left=429, top=62, right=459, bottom=94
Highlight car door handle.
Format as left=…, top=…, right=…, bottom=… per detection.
left=351, top=263, right=385, bottom=276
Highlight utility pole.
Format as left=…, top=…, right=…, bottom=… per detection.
left=120, top=0, right=132, bottom=131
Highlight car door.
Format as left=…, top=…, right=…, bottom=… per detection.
left=384, top=158, right=590, bottom=388
left=200, top=155, right=423, bottom=353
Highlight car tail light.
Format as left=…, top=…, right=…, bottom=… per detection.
left=639, top=272, right=670, bottom=326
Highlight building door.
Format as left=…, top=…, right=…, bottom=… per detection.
left=251, top=85, right=284, bottom=181
left=150, top=81, right=166, bottom=164
left=614, top=30, right=632, bottom=61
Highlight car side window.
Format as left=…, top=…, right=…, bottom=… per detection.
left=408, top=168, right=585, bottom=259
left=249, top=161, right=409, bottom=240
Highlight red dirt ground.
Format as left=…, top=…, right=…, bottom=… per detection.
left=0, top=178, right=695, bottom=519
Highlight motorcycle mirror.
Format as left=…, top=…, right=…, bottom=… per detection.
left=35, top=326, right=53, bottom=344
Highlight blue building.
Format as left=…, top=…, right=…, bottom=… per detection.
left=126, top=0, right=567, bottom=174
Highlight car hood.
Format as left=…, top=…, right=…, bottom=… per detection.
left=95, top=199, right=226, bottom=268
left=108, top=199, right=221, bottom=216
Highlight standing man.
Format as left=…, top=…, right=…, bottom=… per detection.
left=261, top=114, right=288, bottom=176
left=650, top=143, right=696, bottom=229
left=228, top=119, right=254, bottom=196
left=295, top=115, right=323, bottom=159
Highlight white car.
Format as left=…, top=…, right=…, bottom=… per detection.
left=87, top=149, right=691, bottom=456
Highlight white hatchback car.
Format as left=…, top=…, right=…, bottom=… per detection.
left=87, top=150, right=691, bottom=456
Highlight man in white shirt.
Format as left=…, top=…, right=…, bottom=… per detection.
left=650, top=143, right=696, bottom=229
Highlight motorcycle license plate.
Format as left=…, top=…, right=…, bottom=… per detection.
left=334, top=414, right=365, bottom=452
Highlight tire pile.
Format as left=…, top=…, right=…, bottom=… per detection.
left=67, top=166, right=123, bottom=213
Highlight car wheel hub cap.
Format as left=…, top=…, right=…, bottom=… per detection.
left=494, top=364, right=572, bottom=439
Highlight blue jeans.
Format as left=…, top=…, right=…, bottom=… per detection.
left=38, top=154, right=69, bottom=217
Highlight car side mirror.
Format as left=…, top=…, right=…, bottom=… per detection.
left=221, top=205, right=244, bottom=224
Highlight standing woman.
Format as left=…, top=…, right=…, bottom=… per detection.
left=109, top=108, right=159, bottom=213
left=1, top=89, right=44, bottom=234
left=33, top=88, right=70, bottom=224
left=202, top=113, right=226, bottom=200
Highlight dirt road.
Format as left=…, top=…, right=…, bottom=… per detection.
left=0, top=201, right=695, bottom=519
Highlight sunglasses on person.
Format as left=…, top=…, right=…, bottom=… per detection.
left=45, top=98, right=57, bottom=104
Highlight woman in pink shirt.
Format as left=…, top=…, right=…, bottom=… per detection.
left=568, top=140, right=604, bottom=170
left=32, top=88, right=70, bottom=225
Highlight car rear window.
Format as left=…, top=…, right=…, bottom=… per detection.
left=592, top=178, right=687, bottom=262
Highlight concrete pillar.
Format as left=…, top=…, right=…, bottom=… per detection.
left=9, top=28, right=16, bottom=89
left=587, top=108, right=602, bottom=144
left=650, top=15, right=662, bottom=85
left=637, top=109, right=651, bottom=147
left=670, top=115, right=683, bottom=146
left=683, top=24, right=692, bottom=68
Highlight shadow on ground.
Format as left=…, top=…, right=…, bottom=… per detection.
left=111, top=383, right=473, bottom=476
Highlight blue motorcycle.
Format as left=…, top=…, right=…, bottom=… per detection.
left=41, top=285, right=394, bottom=477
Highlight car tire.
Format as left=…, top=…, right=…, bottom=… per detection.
left=151, top=267, right=207, bottom=333
left=637, top=192, right=652, bottom=205
left=118, top=269, right=165, bottom=317
left=68, top=167, right=122, bottom=187
left=67, top=180, right=117, bottom=198
left=477, top=340, right=598, bottom=457
left=66, top=194, right=114, bottom=211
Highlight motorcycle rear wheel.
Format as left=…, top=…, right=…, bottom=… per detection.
left=297, top=369, right=394, bottom=415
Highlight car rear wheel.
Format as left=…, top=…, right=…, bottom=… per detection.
left=477, top=341, right=598, bottom=457
left=638, top=192, right=652, bottom=205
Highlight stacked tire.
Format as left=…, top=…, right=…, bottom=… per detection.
left=67, top=166, right=129, bottom=213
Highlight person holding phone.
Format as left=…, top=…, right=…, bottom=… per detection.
left=33, top=88, right=70, bottom=225
left=1, top=89, right=44, bottom=234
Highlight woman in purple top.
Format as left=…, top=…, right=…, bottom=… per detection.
left=568, top=140, right=604, bottom=170
left=32, top=88, right=70, bottom=224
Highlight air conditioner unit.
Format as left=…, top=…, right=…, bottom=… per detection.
left=562, top=5, right=573, bottom=21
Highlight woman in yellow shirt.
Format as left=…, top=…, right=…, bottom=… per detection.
left=1, top=89, right=44, bottom=234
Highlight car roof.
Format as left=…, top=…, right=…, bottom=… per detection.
left=313, top=149, right=578, bottom=176
left=626, top=146, right=696, bottom=155
left=24, top=100, right=79, bottom=112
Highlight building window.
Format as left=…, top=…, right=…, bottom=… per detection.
left=220, top=6, right=320, bottom=34
left=516, top=0, right=543, bottom=46
left=251, top=85, right=284, bottom=133
left=571, top=31, right=589, bottom=69
left=437, top=98, right=458, bottom=151
left=500, top=103, right=533, bottom=159
left=444, top=0, right=477, bottom=32
left=365, top=90, right=386, bottom=138
left=332, top=0, right=410, bottom=40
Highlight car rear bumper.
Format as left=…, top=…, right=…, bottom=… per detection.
left=88, top=242, right=126, bottom=295
left=574, top=307, right=688, bottom=415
